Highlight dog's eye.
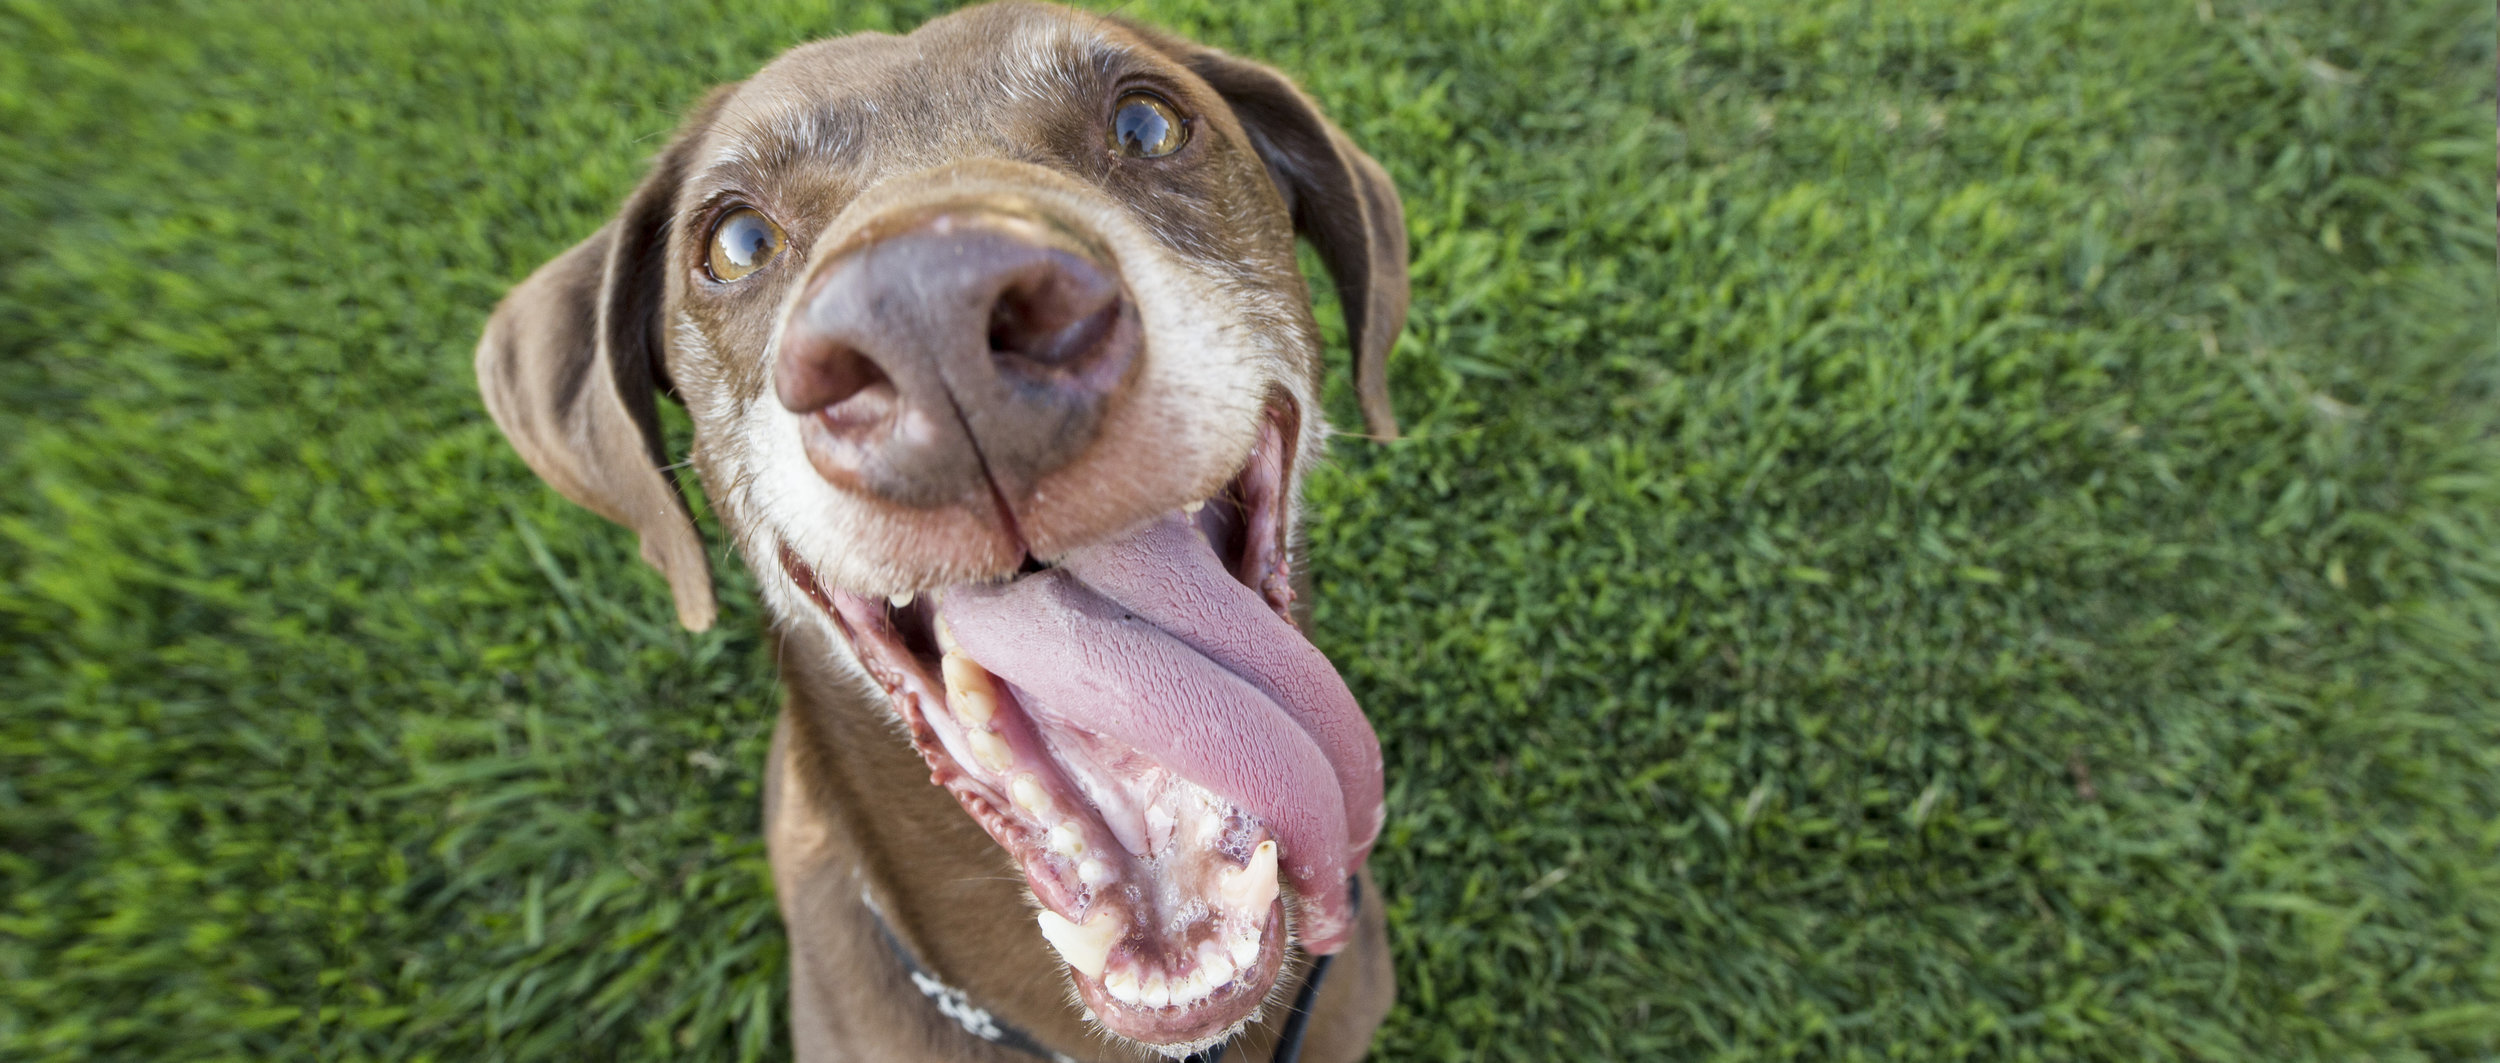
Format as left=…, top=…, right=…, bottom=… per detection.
left=706, top=206, right=786, bottom=282
left=1110, top=92, right=1186, bottom=158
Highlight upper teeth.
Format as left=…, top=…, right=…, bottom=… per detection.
left=887, top=591, right=914, bottom=608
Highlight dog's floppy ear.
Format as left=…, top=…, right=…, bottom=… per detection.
left=1121, top=24, right=1411, bottom=439
left=475, top=87, right=736, bottom=632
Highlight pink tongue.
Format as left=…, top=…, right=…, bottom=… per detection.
left=938, top=513, right=1381, bottom=953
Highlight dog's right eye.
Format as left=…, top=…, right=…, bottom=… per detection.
left=706, top=206, right=786, bottom=282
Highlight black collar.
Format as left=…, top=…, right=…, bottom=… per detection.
left=872, top=880, right=1356, bottom=1063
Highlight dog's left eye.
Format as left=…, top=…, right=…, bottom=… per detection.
left=1110, top=92, right=1187, bottom=158
left=707, top=206, right=786, bottom=282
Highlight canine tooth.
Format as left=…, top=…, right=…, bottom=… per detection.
left=1196, top=941, right=1237, bottom=987
left=1183, top=499, right=1205, bottom=514
left=1143, top=970, right=1171, bottom=1009
left=1036, top=908, right=1120, bottom=980
left=1048, top=823, right=1086, bottom=860
left=1104, top=966, right=1142, bottom=1004
left=887, top=591, right=914, bottom=608
left=966, top=728, right=1012, bottom=773
left=1228, top=924, right=1261, bottom=968
left=940, top=652, right=995, bottom=724
left=1219, top=841, right=1281, bottom=912
left=1011, top=775, right=1053, bottom=817
left=1078, top=858, right=1115, bottom=887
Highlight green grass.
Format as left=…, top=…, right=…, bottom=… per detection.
left=3, top=0, right=2495, bottom=1059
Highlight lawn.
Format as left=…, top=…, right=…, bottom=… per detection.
left=4, top=0, right=2495, bottom=1059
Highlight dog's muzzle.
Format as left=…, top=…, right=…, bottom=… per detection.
left=767, top=201, right=1376, bottom=1052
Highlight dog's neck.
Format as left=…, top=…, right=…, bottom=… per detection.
left=766, top=617, right=1132, bottom=1062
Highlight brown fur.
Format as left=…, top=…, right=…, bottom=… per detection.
left=475, top=4, right=1405, bottom=1059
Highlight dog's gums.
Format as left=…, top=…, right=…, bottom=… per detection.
left=779, top=402, right=1380, bottom=1049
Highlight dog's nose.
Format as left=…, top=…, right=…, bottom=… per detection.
left=775, top=208, right=1140, bottom=509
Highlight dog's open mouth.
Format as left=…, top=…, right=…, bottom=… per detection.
left=778, top=401, right=1383, bottom=1051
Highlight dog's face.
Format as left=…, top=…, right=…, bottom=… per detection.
left=476, top=1, right=1403, bottom=1053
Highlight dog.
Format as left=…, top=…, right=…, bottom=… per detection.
left=474, top=3, right=1406, bottom=1059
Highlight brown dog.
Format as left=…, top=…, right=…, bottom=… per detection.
left=475, top=3, right=1405, bottom=1059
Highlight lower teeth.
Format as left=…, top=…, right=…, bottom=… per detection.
left=944, top=631, right=1281, bottom=1014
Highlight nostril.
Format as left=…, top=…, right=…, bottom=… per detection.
left=989, top=296, right=1120, bottom=370
left=811, top=360, right=897, bottom=436
left=985, top=251, right=1123, bottom=370
left=986, top=290, right=1036, bottom=355
left=776, top=335, right=893, bottom=415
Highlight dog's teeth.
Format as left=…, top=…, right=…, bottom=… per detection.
left=886, top=591, right=914, bottom=608
left=1035, top=908, right=1119, bottom=980
left=965, top=728, right=1012, bottom=773
left=1048, top=822, right=1086, bottom=860
left=1010, top=774, right=1053, bottom=817
left=1145, top=805, right=1176, bottom=855
left=1078, top=857, right=1115, bottom=887
left=1170, top=969, right=1211, bottom=1006
left=952, top=687, right=996, bottom=727
left=940, top=652, right=996, bottom=725
left=1105, top=965, right=1142, bottom=1004
left=1142, top=970, right=1171, bottom=1009
left=934, top=616, right=958, bottom=654
left=1182, top=499, right=1205, bottom=514
left=1219, top=840, right=1281, bottom=912
left=1228, top=923, right=1261, bottom=968
left=1196, top=940, right=1237, bottom=988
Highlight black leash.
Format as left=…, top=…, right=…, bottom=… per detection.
left=875, top=879, right=1357, bottom=1063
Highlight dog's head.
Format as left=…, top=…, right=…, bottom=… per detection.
left=475, top=1, right=1403, bottom=1052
